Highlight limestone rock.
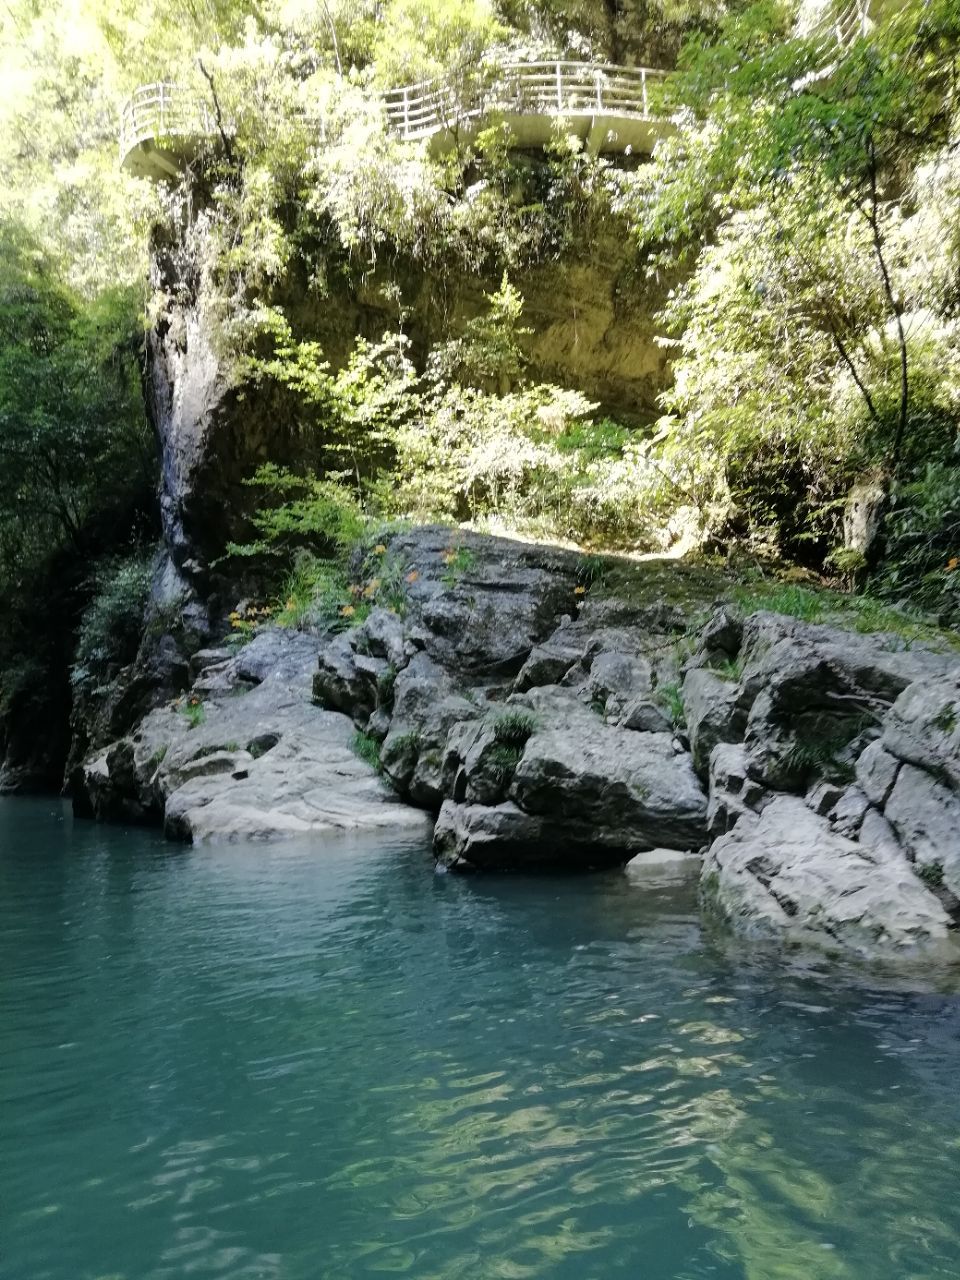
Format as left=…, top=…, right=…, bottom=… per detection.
left=882, top=674, right=960, bottom=793
left=433, top=799, right=646, bottom=872
left=829, top=785, right=871, bottom=838
left=682, top=668, right=746, bottom=777
left=884, top=763, right=960, bottom=893
left=706, top=743, right=766, bottom=838
left=510, top=688, right=707, bottom=852
left=584, top=650, right=653, bottom=719
left=617, top=698, right=673, bottom=733
left=703, top=796, right=952, bottom=955
left=856, top=739, right=901, bottom=807
left=76, top=628, right=429, bottom=845
left=858, top=807, right=907, bottom=863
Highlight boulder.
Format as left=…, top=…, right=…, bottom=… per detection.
left=389, top=526, right=579, bottom=676
left=828, top=785, right=871, bottom=838
left=509, top=687, right=708, bottom=852
left=882, top=674, right=960, bottom=793
left=76, top=628, right=430, bottom=845
left=313, top=631, right=388, bottom=724
left=433, top=799, right=648, bottom=872
left=859, top=807, right=907, bottom=863
left=379, top=655, right=479, bottom=806
left=703, top=795, right=952, bottom=956
left=514, top=641, right=582, bottom=693
left=856, top=739, right=901, bottom=807
left=584, top=650, right=653, bottom=719
left=617, top=698, right=673, bottom=733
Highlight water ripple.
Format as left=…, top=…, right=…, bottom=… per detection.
left=4, top=797, right=960, bottom=1279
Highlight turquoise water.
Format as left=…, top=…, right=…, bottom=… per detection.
left=3, top=799, right=960, bottom=1280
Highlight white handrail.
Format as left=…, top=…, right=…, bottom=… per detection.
left=120, top=59, right=667, bottom=165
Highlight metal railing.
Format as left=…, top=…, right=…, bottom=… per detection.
left=379, top=61, right=664, bottom=142
left=120, top=60, right=666, bottom=166
left=831, top=0, right=872, bottom=46
left=120, top=82, right=216, bottom=164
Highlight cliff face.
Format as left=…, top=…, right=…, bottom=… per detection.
left=146, top=219, right=671, bottom=574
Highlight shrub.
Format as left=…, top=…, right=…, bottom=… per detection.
left=655, top=681, right=685, bottom=730
left=352, top=729, right=382, bottom=771
left=180, top=697, right=205, bottom=730
left=491, top=708, right=537, bottom=747
left=71, top=554, right=152, bottom=696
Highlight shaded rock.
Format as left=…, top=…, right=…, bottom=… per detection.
left=434, top=799, right=637, bottom=872
left=806, top=780, right=844, bottom=818
left=707, top=743, right=766, bottom=838
left=829, top=785, right=871, bottom=838
left=514, top=642, right=581, bottom=693
left=739, top=612, right=958, bottom=708
left=703, top=796, right=952, bottom=955
left=390, top=526, right=579, bottom=676
left=697, top=607, right=743, bottom=660
left=189, top=646, right=233, bottom=682
left=618, top=698, right=672, bottom=733
left=682, top=668, right=745, bottom=777
left=510, top=688, right=707, bottom=852
left=584, top=650, right=653, bottom=719
left=379, top=655, right=479, bottom=806
left=359, top=607, right=411, bottom=668
left=313, top=631, right=387, bottom=724
left=237, top=629, right=321, bottom=685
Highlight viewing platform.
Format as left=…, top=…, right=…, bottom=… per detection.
left=119, top=61, right=671, bottom=179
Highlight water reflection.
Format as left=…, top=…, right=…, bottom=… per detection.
left=2, top=797, right=960, bottom=1279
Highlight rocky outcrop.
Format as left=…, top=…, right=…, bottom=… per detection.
left=703, top=796, right=952, bottom=955
left=74, top=628, right=430, bottom=843
left=309, top=528, right=707, bottom=871
left=688, top=609, right=960, bottom=955
left=75, top=519, right=960, bottom=959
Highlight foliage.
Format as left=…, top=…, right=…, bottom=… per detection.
left=231, top=279, right=657, bottom=554
left=352, top=728, right=383, bottom=770
left=916, top=861, right=945, bottom=890
left=625, top=0, right=960, bottom=565
left=488, top=741, right=523, bottom=786
left=874, top=464, right=960, bottom=623
left=180, top=696, right=206, bottom=729
left=440, top=544, right=476, bottom=588
left=491, top=707, right=537, bottom=746
left=70, top=554, right=152, bottom=696
left=655, top=680, right=685, bottom=729
left=0, top=222, right=153, bottom=582
left=733, top=582, right=825, bottom=624
left=225, top=466, right=368, bottom=561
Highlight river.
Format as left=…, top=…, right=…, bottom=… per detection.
left=3, top=796, right=960, bottom=1279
